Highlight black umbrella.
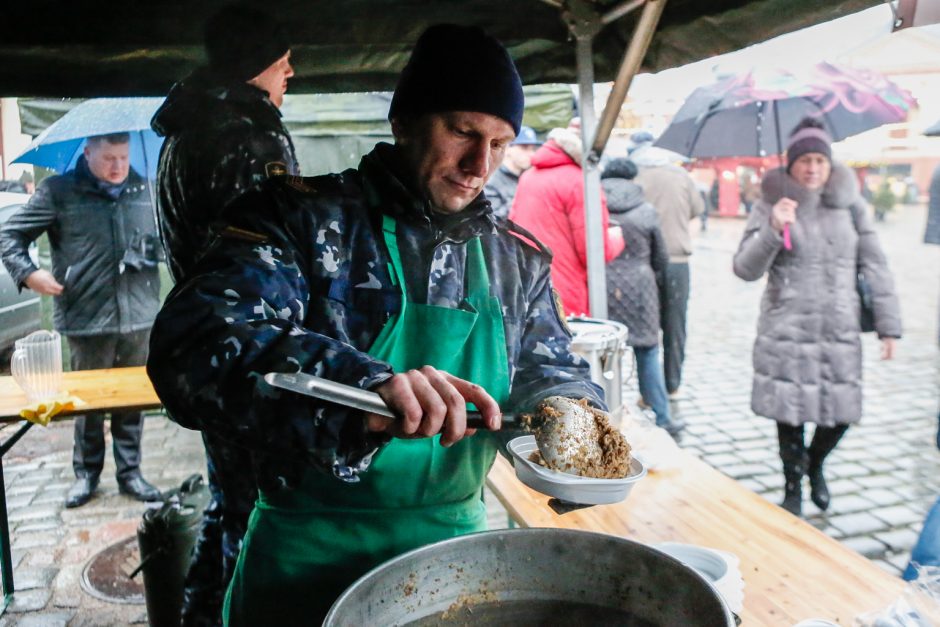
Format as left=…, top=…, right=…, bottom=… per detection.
left=655, top=62, right=915, bottom=159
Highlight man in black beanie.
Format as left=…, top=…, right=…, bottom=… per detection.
left=147, top=23, right=602, bottom=623
left=149, top=3, right=298, bottom=625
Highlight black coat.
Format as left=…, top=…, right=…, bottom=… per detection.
left=602, top=178, right=669, bottom=347
left=0, top=158, right=160, bottom=336
left=151, top=69, right=299, bottom=281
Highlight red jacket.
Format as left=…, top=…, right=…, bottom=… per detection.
left=509, top=137, right=623, bottom=316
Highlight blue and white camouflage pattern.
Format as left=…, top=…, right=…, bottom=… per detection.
left=147, top=142, right=604, bottom=489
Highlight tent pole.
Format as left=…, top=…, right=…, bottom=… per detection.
left=574, top=32, right=608, bottom=319
left=591, top=0, right=667, bottom=159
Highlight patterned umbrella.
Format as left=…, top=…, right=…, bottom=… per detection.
left=655, top=62, right=915, bottom=159
left=11, top=98, right=164, bottom=177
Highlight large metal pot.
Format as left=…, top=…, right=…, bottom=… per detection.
left=324, top=528, right=735, bottom=626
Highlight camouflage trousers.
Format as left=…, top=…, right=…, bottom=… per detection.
left=181, top=433, right=257, bottom=627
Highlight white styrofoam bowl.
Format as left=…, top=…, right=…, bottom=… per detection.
left=507, top=435, right=646, bottom=505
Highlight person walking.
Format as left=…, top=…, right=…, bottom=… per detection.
left=150, top=3, right=299, bottom=624
left=630, top=131, right=704, bottom=397
left=509, top=125, right=623, bottom=316
left=483, top=125, right=540, bottom=219
left=732, top=118, right=901, bottom=517
left=147, top=24, right=604, bottom=623
left=601, top=158, right=682, bottom=438
left=0, top=132, right=162, bottom=508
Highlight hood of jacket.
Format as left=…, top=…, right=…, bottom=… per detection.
left=761, top=161, right=859, bottom=209
left=151, top=67, right=282, bottom=137
left=531, top=128, right=582, bottom=170
left=601, top=178, right=645, bottom=214
left=630, top=144, right=681, bottom=168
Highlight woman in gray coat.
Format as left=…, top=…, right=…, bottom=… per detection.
left=733, top=118, right=901, bottom=517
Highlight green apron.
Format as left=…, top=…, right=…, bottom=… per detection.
left=224, top=215, right=511, bottom=625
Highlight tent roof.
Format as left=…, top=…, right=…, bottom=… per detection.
left=0, top=0, right=880, bottom=97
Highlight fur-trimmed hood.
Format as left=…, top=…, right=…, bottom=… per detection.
left=761, top=161, right=860, bottom=209
left=541, top=127, right=582, bottom=166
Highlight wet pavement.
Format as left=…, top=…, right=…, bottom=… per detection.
left=0, top=203, right=937, bottom=624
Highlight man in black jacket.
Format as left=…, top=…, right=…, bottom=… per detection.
left=0, top=132, right=162, bottom=508
left=150, top=3, right=299, bottom=624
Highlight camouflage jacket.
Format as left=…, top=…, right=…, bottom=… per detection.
left=147, top=143, right=603, bottom=488
left=151, top=68, right=299, bottom=282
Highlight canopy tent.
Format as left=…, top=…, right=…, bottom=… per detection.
left=17, top=85, right=576, bottom=175
left=1, top=0, right=883, bottom=316
left=0, top=0, right=880, bottom=98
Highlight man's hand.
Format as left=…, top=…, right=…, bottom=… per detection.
left=367, top=367, right=502, bottom=447
left=24, top=269, right=63, bottom=296
left=770, top=197, right=798, bottom=233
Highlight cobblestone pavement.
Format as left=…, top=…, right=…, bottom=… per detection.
left=634, top=203, right=940, bottom=577
left=0, top=205, right=937, bottom=624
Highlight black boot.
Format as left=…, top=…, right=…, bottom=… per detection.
left=807, top=464, right=829, bottom=511
left=777, top=423, right=807, bottom=517
left=66, top=474, right=100, bottom=508
left=807, top=424, right=849, bottom=511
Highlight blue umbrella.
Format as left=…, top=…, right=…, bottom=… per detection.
left=11, top=97, right=165, bottom=177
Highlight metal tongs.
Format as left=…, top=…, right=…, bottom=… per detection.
left=264, top=372, right=605, bottom=475
left=263, top=372, right=520, bottom=429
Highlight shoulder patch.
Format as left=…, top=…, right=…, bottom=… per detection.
left=265, top=161, right=289, bottom=178
left=551, top=289, right=571, bottom=335
left=219, top=225, right=269, bottom=244
left=284, top=175, right=317, bottom=193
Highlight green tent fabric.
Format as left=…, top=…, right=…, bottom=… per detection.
left=17, top=85, right=575, bottom=175
left=0, top=0, right=880, bottom=97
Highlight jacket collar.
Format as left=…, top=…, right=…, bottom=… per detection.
left=73, top=155, right=144, bottom=199
left=358, top=142, right=495, bottom=240
left=761, top=162, right=859, bottom=209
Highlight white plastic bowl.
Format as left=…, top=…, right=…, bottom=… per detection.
left=507, top=435, right=646, bottom=505
left=653, top=543, right=745, bottom=614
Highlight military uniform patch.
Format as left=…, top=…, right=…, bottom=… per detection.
left=265, top=161, right=288, bottom=178
left=284, top=176, right=316, bottom=193
left=551, top=288, right=571, bottom=335
left=219, top=225, right=269, bottom=244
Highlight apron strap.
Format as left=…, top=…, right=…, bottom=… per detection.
left=464, top=237, right=491, bottom=301
left=381, top=214, right=408, bottom=298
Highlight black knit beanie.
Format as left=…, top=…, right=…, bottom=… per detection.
left=388, top=24, right=524, bottom=135
left=602, top=158, right=639, bottom=181
left=786, top=118, right=832, bottom=173
left=204, top=3, right=290, bottom=83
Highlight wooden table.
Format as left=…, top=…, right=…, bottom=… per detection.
left=0, top=366, right=160, bottom=421
left=486, top=451, right=905, bottom=626
left=0, top=366, right=162, bottom=607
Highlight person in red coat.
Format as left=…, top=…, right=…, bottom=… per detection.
left=509, top=127, right=623, bottom=316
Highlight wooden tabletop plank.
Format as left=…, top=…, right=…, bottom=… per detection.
left=486, top=453, right=904, bottom=626
left=0, top=366, right=161, bottom=421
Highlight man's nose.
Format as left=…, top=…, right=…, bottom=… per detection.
left=285, top=62, right=295, bottom=79
left=461, top=142, right=489, bottom=179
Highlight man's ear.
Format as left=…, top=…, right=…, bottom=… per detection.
left=390, top=116, right=411, bottom=145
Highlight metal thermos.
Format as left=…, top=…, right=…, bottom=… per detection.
left=134, top=474, right=209, bottom=627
